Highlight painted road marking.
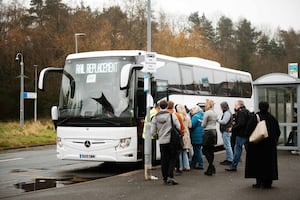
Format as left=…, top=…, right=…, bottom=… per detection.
left=0, top=158, right=24, bottom=162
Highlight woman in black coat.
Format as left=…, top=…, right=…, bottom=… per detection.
left=245, top=101, right=281, bottom=189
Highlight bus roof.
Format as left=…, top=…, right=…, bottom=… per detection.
left=177, top=57, right=221, bottom=68
left=66, top=50, right=251, bottom=77
left=66, top=50, right=146, bottom=60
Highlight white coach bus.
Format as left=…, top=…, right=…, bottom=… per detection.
left=39, top=50, right=254, bottom=162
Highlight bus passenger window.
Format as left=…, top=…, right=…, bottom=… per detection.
left=193, top=67, right=213, bottom=95
left=213, top=70, right=228, bottom=96
left=227, top=72, right=239, bottom=97
left=238, top=75, right=252, bottom=98
left=156, top=62, right=182, bottom=94
left=181, top=65, right=195, bottom=95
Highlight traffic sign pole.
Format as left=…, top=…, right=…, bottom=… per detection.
left=144, top=0, right=152, bottom=180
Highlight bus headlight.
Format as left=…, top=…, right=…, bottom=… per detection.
left=115, top=137, right=131, bottom=150
left=57, top=137, right=63, bottom=148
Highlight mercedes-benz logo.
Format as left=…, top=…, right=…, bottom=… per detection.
left=84, top=140, right=91, bottom=148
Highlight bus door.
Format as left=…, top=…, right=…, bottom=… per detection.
left=136, top=77, right=146, bottom=159
left=136, top=78, right=169, bottom=162
left=152, top=79, right=169, bottom=103
left=136, top=78, right=169, bottom=115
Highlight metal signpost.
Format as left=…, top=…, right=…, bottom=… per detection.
left=144, top=0, right=158, bottom=181
left=16, top=53, right=24, bottom=129
left=34, top=65, right=38, bottom=122
left=75, top=33, right=86, bottom=53
left=15, top=53, right=39, bottom=128
left=144, top=52, right=157, bottom=180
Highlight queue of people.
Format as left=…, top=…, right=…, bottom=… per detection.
left=150, top=99, right=280, bottom=188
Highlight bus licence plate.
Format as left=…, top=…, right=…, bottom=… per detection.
left=79, top=154, right=95, bottom=159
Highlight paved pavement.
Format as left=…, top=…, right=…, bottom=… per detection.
left=3, top=150, right=300, bottom=200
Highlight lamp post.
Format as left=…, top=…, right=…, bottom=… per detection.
left=34, top=65, right=38, bottom=122
left=75, top=33, right=86, bottom=53
left=16, top=53, right=24, bottom=129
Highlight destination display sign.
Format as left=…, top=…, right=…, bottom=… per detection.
left=75, top=62, right=118, bottom=74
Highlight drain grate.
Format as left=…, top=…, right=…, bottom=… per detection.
left=15, top=177, right=99, bottom=192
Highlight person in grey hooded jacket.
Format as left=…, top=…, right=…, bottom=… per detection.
left=151, top=100, right=181, bottom=185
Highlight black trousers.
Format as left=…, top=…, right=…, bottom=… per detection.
left=160, top=143, right=177, bottom=180
left=203, top=144, right=215, bottom=167
left=202, top=129, right=217, bottom=169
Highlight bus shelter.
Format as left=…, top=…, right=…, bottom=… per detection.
left=253, top=73, right=300, bottom=151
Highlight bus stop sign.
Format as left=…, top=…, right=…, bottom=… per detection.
left=144, top=52, right=157, bottom=73
left=23, top=92, right=37, bottom=99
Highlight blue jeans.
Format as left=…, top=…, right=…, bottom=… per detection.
left=179, top=149, right=190, bottom=170
left=232, top=136, right=247, bottom=169
left=191, top=144, right=204, bottom=168
left=222, top=131, right=233, bottom=162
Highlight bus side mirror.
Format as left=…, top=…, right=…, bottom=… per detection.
left=120, top=64, right=131, bottom=89
left=38, top=67, right=63, bottom=90
left=120, top=64, right=143, bottom=89
left=51, top=106, right=58, bottom=120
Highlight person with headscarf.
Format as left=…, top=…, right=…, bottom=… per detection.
left=245, top=101, right=281, bottom=189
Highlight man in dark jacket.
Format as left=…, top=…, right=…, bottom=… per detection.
left=226, top=100, right=249, bottom=172
left=245, top=101, right=281, bottom=188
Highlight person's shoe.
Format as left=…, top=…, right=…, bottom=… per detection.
left=225, top=167, right=237, bottom=172
left=262, top=184, right=272, bottom=189
left=252, top=184, right=261, bottom=188
left=220, top=160, right=232, bottom=165
left=175, top=170, right=182, bottom=176
left=204, top=165, right=214, bottom=176
left=212, top=165, right=216, bottom=174
left=171, top=179, right=179, bottom=185
left=193, top=166, right=204, bottom=170
left=167, top=178, right=178, bottom=185
left=204, top=171, right=213, bottom=176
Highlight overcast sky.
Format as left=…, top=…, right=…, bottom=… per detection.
left=155, top=0, right=300, bottom=30
left=15, top=0, right=300, bottom=31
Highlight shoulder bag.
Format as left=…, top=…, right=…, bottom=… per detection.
left=249, top=114, right=269, bottom=143
left=170, top=113, right=183, bottom=150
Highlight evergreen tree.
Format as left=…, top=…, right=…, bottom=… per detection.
left=216, top=16, right=236, bottom=67
left=235, top=19, right=261, bottom=72
left=188, top=12, right=215, bottom=43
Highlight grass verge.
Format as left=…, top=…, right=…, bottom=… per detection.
left=0, top=120, right=56, bottom=151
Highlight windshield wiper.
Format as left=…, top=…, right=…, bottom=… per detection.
left=57, top=117, right=72, bottom=126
